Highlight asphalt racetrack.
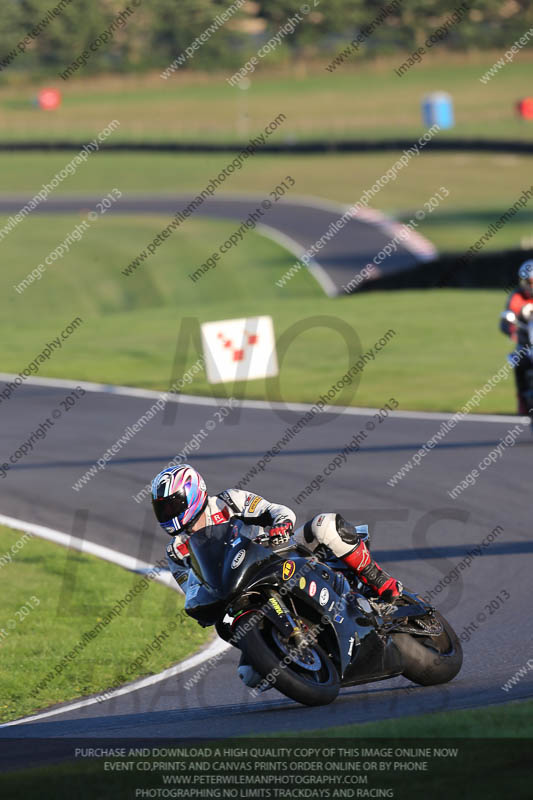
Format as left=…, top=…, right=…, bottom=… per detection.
left=1, top=378, right=532, bottom=738
left=0, top=194, right=436, bottom=295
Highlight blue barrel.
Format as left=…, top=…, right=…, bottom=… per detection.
left=422, top=92, right=454, bottom=129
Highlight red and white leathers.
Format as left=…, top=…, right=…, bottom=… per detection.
left=166, top=489, right=295, bottom=588
left=501, top=289, right=533, bottom=415
left=502, top=289, right=533, bottom=341
left=167, top=492, right=401, bottom=600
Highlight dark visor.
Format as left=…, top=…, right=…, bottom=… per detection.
left=152, top=493, right=188, bottom=524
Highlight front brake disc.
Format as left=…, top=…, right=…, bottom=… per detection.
left=271, top=628, right=322, bottom=671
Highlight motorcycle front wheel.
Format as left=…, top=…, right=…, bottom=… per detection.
left=234, top=614, right=340, bottom=706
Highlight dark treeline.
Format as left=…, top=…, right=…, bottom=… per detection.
left=0, top=0, right=532, bottom=77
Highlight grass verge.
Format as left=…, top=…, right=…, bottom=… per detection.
left=281, top=698, right=533, bottom=738
left=0, top=526, right=209, bottom=724
left=0, top=214, right=519, bottom=413
left=2, top=57, right=533, bottom=142
left=270, top=701, right=533, bottom=799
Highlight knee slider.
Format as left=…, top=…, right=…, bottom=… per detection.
left=335, top=514, right=361, bottom=545
left=309, top=512, right=357, bottom=558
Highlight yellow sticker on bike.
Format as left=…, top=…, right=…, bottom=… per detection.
left=282, top=560, right=296, bottom=580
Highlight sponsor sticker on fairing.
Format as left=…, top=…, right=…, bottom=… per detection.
left=231, top=549, right=246, bottom=569
left=319, top=587, right=329, bottom=606
left=309, top=581, right=317, bottom=597
left=282, top=560, right=296, bottom=580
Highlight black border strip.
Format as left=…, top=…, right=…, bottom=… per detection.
left=1, top=139, right=533, bottom=154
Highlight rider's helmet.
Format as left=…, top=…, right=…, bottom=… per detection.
left=151, top=464, right=208, bottom=535
left=519, top=260, right=533, bottom=298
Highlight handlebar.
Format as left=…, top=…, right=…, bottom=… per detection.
left=253, top=531, right=270, bottom=546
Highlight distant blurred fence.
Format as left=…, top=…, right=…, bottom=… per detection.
left=356, top=248, right=533, bottom=293
left=1, top=139, right=533, bottom=154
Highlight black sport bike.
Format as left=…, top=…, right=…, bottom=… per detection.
left=184, top=519, right=463, bottom=706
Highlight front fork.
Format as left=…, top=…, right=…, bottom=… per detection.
left=231, top=590, right=306, bottom=647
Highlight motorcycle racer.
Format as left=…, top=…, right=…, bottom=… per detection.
left=151, top=464, right=402, bottom=601
left=501, top=260, right=533, bottom=415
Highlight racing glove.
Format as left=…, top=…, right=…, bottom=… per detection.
left=166, top=539, right=190, bottom=588
left=167, top=539, right=189, bottom=562
left=268, top=521, right=293, bottom=546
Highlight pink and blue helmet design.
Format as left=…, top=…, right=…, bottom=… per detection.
left=151, top=464, right=208, bottom=534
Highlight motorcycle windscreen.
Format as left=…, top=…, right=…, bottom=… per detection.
left=187, top=523, right=232, bottom=598
left=187, top=520, right=268, bottom=600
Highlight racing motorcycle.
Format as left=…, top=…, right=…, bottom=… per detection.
left=502, top=307, right=533, bottom=429
left=184, top=519, right=463, bottom=706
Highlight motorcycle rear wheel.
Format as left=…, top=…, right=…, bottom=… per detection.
left=234, top=615, right=340, bottom=706
left=392, top=598, right=463, bottom=686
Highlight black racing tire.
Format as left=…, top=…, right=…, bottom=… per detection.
left=392, top=606, right=463, bottom=686
left=234, top=615, right=340, bottom=706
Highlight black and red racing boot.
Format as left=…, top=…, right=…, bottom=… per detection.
left=343, top=540, right=402, bottom=600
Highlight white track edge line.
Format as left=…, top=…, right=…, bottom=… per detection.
left=256, top=223, right=338, bottom=297
left=0, top=371, right=527, bottom=425
left=0, top=638, right=229, bottom=728
left=0, top=513, right=230, bottom=728
left=0, top=512, right=172, bottom=584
